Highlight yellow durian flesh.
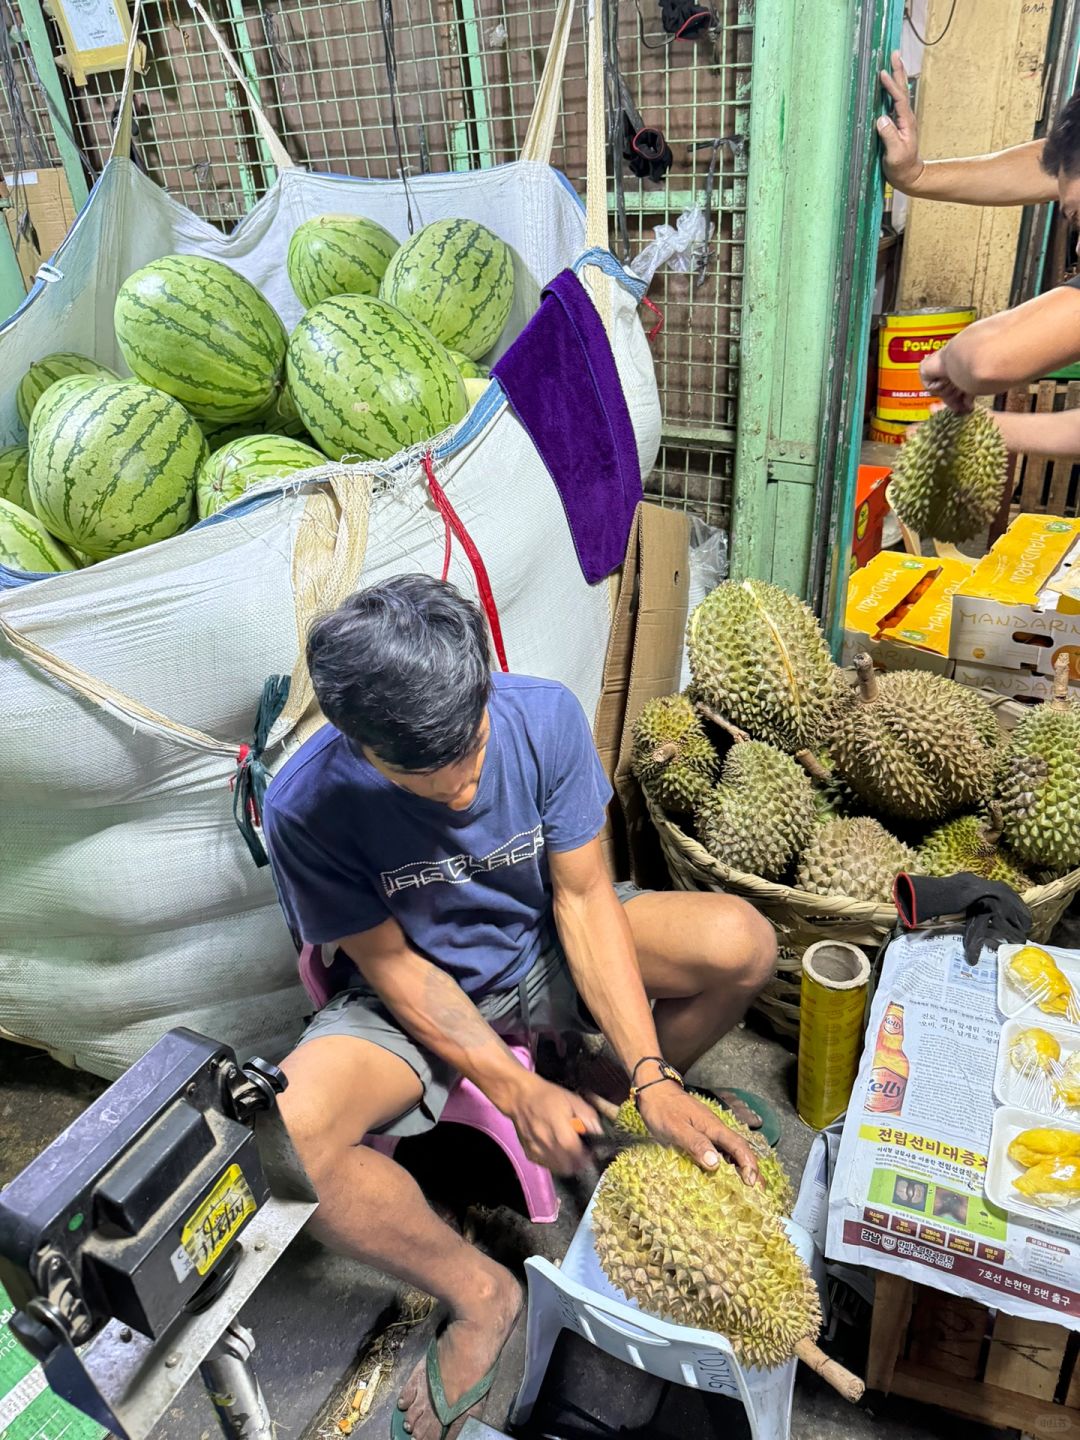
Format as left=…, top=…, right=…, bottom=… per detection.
left=1008, top=1128, right=1080, bottom=1168
left=1008, top=946, right=1074, bottom=1017
left=1056, top=1052, right=1080, bottom=1108
left=1008, top=1027, right=1062, bottom=1075
left=1013, top=1156, right=1080, bottom=1207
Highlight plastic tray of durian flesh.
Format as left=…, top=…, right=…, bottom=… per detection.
left=986, top=1106, right=1080, bottom=1228
left=997, top=944, right=1080, bottom=1029
left=995, top=1018, right=1080, bottom=1114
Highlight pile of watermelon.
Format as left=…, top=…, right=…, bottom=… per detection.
left=0, top=214, right=515, bottom=574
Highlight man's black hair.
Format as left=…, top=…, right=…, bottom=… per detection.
left=306, top=575, right=492, bottom=772
left=1042, top=91, right=1080, bottom=178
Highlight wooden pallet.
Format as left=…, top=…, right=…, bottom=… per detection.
left=1003, top=378, right=1080, bottom=523
left=868, top=1274, right=1080, bottom=1437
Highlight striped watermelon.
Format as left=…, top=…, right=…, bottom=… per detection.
left=380, top=219, right=514, bottom=361
left=287, top=296, right=468, bottom=462
left=448, top=350, right=490, bottom=380
left=0, top=444, right=32, bottom=510
left=0, top=497, right=77, bottom=573
left=114, top=256, right=287, bottom=423
left=29, top=379, right=205, bottom=559
left=197, top=435, right=326, bottom=519
left=199, top=390, right=310, bottom=452
left=287, top=215, right=399, bottom=309
left=16, top=353, right=119, bottom=430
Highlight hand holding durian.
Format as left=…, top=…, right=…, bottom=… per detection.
left=632, top=582, right=1080, bottom=903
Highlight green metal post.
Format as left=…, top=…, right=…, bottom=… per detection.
left=223, top=0, right=281, bottom=194
left=14, top=1, right=89, bottom=210
left=0, top=212, right=27, bottom=317
left=816, top=0, right=904, bottom=651
left=457, top=0, right=494, bottom=168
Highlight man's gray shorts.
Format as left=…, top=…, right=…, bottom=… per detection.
left=297, top=880, right=644, bottom=1137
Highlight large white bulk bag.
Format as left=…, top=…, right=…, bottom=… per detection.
left=0, top=1, right=661, bottom=1076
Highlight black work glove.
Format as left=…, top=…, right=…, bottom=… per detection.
left=894, top=872, right=1032, bottom=967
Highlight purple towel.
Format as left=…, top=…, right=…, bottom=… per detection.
left=492, top=269, right=642, bottom=583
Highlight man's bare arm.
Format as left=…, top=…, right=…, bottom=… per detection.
left=932, top=287, right=1080, bottom=396
left=339, top=916, right=601, bottom=1171
left=994, top=406, right=1080, bottom=457
left=879, top=52, right=1055, bottom=205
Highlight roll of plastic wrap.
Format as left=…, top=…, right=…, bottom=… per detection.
left=796, top=941, right=871, bottom=1130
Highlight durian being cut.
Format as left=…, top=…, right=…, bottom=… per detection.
left=593, top=1098, right=864, bottom=1400
left=1006, top=946, right=1080, bottom=1024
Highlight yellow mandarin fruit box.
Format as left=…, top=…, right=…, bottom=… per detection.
left=950, top=514, right=1080, bottom=680
left=843, top=551, right=973, bottom=673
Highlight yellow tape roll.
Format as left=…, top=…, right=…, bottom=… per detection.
left=796, top=941, right=871, bottom=1131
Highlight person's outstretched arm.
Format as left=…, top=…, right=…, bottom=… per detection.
left=922, top=285, right=1080, bottom=405
left=879, top=52, right=1056, bottom=205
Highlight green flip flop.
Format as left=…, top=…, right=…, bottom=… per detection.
left=390, top=1335, right=502, bottom=1440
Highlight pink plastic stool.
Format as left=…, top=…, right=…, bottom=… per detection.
left=298, top=944, right=560, bottom=1224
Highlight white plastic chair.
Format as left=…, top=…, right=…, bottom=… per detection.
left=512, top=1195, right=820, bottom=1440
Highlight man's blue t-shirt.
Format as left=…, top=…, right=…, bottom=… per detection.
left=262, top=673, right=613, bottom=997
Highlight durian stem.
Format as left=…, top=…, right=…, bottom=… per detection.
left=795, top=749, right=831, bottom=783
left=793, top=1338, right=865, bottom=1403
left=693, top=702, right=750, bottom=745
left=853, top=653, right=879, bottom=704
left=1052, top=650, right=1071, bottom=711
left=984, top=801, right=1004, bottom=847
left=650, top=741, right=679, bottom=766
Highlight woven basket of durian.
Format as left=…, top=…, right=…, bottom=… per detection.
left=593, top=1096, right=865, bottom=1400
left=633, top=582, right=1080, bottom=1002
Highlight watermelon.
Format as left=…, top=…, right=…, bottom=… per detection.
left=463, top=378, right=488, bottom=409
left=287, top=296, right=468, bottom=462
left=0, top=444, right=32, bottom=510
left=114, top=255, right=287, bottom=423
left=0, top=497, right=77, bottom=573
left=380, top=219, right=514, bottom=361
left=16, top=353, right=120, bottom=430
left=29, top=379, right=206, bottom=559
left=197, top=435, right=327, bottom=519
left=448, top=349, right=490, bottom=381
left=287, top=214, right=399, bottom=309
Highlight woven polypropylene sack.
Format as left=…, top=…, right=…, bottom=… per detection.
left=0, top=157, right=661, bottom=1077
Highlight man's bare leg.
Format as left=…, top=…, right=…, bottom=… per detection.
left=280, top=1037, right=521, bottom=1440
left=624, top=890, right=777, bottom=1072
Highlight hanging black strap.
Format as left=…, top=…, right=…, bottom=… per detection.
left=232, top=673, right=291, bottom=867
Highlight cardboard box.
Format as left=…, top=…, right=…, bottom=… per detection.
left=843, top=550, right=972, bottom=673
left=2, top=167, right=77, bottom=290
left=949, top=514, right=1080, bottom=680
left=951, top=661, right=1059, bottom=703
left=851, top=460, right=893, bottom=571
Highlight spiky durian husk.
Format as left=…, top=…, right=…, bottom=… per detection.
left=687, top=580, right=847, bottom=753
left=796, top=816, right=918, bottom=902
left=918, top=813, right=1030, bottom=892
left=830, top=668, right=1001, bottom=821
left=613, top=1095, right=794, bottom=1214
left=890, top=406, right=1006, bottom=543
left=694, top=741, right=816, bottom=880
left=999, top=701, right=1080, bottom=871
left=631, top=694, right=719, bottom=813
left=594, top=1103, right=818, bottom=1367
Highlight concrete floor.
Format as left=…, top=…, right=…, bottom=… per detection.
left=0, top=1020, right=1014, bottom=1440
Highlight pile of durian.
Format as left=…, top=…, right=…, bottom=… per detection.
left=632, top=579, right=1080, bottom=903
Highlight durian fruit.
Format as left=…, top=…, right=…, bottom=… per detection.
left=1008, top=1027, right=1061, bottom=1075
left=796, top=748, right=863, bottom=823
left=613, top=1095, right=794, bottom=1213
left=796, top=816, right=918, bottom=903
left=889, top=405, right=1006, bottom=543
left=917, top=805, right=1030, bottom=893
left=1007, top=1127, right=1080, bottom=1168
left=1055, top=1052, right=1080, bottom=1108
left=687, top=579, right=847, bottom=754
left=631, top=694, right=718, bottom=814
left=830, top=654, right=1001, bottom=821
left=998, top=653, right=1080, bottom=872
left=1013, top=1156, right=1080, bottom=1207
left=694, top=740, right=816, bottom=879
left=1007, top=945, right=1077, bottom=1020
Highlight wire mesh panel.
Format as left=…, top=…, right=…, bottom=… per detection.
left=0, top=0, right=752, bottom=526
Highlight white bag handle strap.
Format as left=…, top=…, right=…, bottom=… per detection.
left=110, top=0, right=295, bottom=173
left=519, top=0, right=575, bottom=164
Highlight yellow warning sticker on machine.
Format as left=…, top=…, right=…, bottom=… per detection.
left=180, top=1164, right=257, bottom=1275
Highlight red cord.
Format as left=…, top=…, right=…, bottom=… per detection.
left=641, top=296, right=664, bottom=340
left=674, top=9, right=710, bottom=38
left=422, top=452, right=509, bottom=672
